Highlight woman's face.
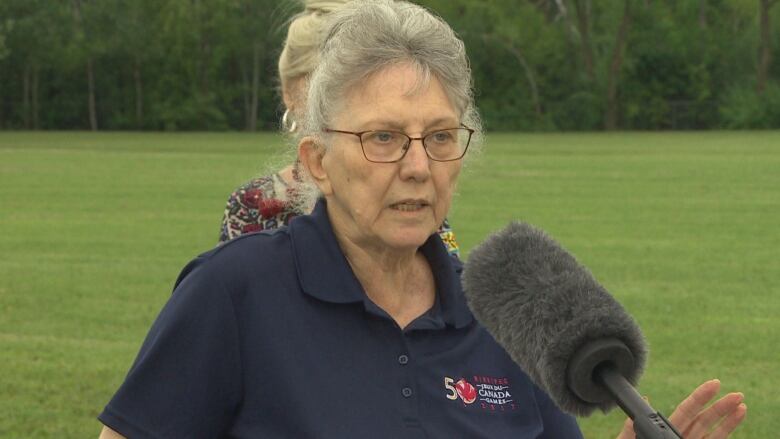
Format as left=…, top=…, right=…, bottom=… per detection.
left=314, top=63, right=463, bottom=254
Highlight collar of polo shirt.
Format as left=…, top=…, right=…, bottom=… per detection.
left=290, top=198, right=473, bottom=329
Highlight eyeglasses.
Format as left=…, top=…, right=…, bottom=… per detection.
left=322, top=126, right=474, bottom=163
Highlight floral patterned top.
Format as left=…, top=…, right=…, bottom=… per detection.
left=218, top=175, right=461, bottom=257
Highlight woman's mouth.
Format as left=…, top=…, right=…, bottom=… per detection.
left=390, top=200, right=429, bottom=211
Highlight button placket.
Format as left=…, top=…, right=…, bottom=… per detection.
left=397, top=330, right=421, bottom=427
left=399, top=354, right=413, bottom=399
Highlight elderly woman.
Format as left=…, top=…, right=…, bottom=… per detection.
left=217, top=0, right=461, bottom=256
left=99, top=1, right=745, bottom=438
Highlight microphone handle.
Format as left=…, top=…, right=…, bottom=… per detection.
left=596, top=365, right=684, bottom=439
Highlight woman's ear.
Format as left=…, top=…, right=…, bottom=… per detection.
left=298, top=137, right=332, bottom=195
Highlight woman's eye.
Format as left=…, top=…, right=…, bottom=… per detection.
left=432, top=131, right=453, bottom=143
left=370, top=132, right=395, bottom=143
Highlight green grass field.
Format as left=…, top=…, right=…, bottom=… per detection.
left=1, top=131, right=778, bottom=438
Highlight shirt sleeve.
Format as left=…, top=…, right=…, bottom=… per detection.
left=99, top=257, right=243, bottom=438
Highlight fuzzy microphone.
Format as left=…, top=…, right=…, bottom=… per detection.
left=462, top=222, right=683, bottom=438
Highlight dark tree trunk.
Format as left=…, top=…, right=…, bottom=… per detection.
left=134, top=56, right=143, bottom=129
left=200, top=41, right=211, bottom=96
left=0, top=81, right=4, bottom=129
left=195, top=0, right=211, bottom=98
left=605, top=0, right=632, bottom=130
left=87, top=57, right=98, bottom=131
left=22, top=64, right=30, bottom=129
left=72, top=0, right=97, bottom=130
left=757, top=0, right=776, bottom=94
left=241, top=61, right=251, bottom=130
left=573, top=0, right=596, bottom=82
left=699, top=0, right=708, bottom=29
left=249, top=43, right=261, bottom=132
left=32, top=64, right=39, bottom=129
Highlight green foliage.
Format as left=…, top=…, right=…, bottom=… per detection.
left=548, top=90, right=604, bottom=130
left=157, top=92, right=229, bottom=131
left=720, top=81, right=780, bottom=128
left=0, top=0, right=778, bottom=130
left=0, top=0, right=285, bottom=130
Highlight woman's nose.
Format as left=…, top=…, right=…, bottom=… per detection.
left=398, top=138, right=432, bottom=181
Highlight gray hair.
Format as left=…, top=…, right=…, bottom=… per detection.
left=292, top=0, right=483, bottom=211
left=301, top=0, right=481, bottom=142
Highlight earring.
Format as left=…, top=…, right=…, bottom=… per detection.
left=282, top=109, right=298, bottom=133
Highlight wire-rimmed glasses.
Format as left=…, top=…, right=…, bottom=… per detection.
left=322, top=126, right=474, bottom=163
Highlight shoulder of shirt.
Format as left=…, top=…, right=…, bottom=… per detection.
left=235, top=176, right=276, bottom=191
left=225, top=176, right=277, bottom=204
left=175, top=227, right=292, bottom=290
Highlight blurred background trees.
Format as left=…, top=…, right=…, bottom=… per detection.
left=0, top=0, right=778, bottom=131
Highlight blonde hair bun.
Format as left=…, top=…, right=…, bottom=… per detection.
left=279, top=0, right=351, bottom=82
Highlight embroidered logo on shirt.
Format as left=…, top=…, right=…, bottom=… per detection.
left=445, top=378, right=477, bottom=404
left=444, top=375, right=518, bottom=412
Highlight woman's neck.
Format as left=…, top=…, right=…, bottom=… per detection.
left=337, top=236, right=435, bottom=329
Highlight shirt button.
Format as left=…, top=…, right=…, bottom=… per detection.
left=402, top=387, right=413, bottom=398
left=398, top=354, right=409, bottom=365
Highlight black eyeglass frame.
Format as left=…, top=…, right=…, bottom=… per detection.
left=322, top=125, right=474, bottom=163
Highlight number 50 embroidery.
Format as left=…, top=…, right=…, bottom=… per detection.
left=444, top=377, right=477, bottom=404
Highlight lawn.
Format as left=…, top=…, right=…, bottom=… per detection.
left=1, top=131, right=778, bottom=437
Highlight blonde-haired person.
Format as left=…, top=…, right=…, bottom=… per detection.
left=218, top=0, right=462, bottom=256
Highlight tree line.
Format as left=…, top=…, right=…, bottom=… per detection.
left=1, top=0, right=778, bottom=132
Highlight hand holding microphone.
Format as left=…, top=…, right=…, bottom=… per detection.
left=462, top=222, right=746, bottom=439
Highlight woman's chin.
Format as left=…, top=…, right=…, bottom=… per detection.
left=379, top=227, right=437, bottom=252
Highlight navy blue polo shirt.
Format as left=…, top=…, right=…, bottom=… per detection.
left=99, top=200, right=583, bottom=438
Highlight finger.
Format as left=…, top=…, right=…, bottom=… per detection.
left=708, top=403, right=747, bottom=439
left=614, top=417, right=635, bottom=439
left=669, top=379, right=721, bottom=431
left=684, top=392, right=744, bottom=438
left=683, top=393, right=745, bottom=437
